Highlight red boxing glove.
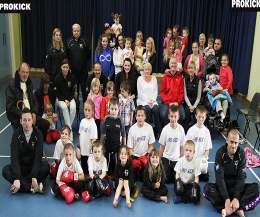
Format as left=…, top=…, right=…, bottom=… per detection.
left=61, top=170, right=78, bottom=183
left=50, top=161, right=60, bottom=180
left=59, top=183, right=75, bottom=204
left=82, top=190, right=91, bottom=203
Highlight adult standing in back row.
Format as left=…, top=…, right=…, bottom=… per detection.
left=66, top=23, right=91, bottom=103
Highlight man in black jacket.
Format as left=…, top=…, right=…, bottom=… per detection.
left=204, top=129, right=260, bottom=217
left=66, top=23, right=91, bottom=103
left=5, top=62, right=49, bottom=139
left=86, top=62, right=108, bottom=96
left=2, top=108, right=50, bottom=194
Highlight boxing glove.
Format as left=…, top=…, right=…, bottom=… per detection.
left=174, top=178, right=184, bottom=196
left=59, top=182, right=75, bottom=204
left=94, top=174, right=106, bottom=194
left=61, top=170, right=78, bottom=183
left=190, top=182, right=201, bottom=204
left=82, top=190, right=91, bottom=203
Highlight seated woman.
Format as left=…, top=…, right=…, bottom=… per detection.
left=35, top=73, right=56, bottom=117
left=183, top=61, right=202, bottom=133
left=55, top=58, right=76, bottom=140
left=183, top=41, right=204, bottom=78
left=163, top=39, right=176, bottom=74
left=137, top=63, right=162, bottom=139
left=115, top=58, right=137, bottom=100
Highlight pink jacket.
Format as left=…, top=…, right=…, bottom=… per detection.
left=87, top=93, right=102, bottom=120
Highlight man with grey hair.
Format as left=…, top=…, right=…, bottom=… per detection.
left=66, top=23, right=91, bottom=103
left=199, top=33, right=206, bottom=56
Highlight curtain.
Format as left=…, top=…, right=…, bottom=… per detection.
left=21, top=0, right=256, bottom=95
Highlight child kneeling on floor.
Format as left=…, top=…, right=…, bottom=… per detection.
left=84, top=140, right=111, bottom=200
left=173, top=140, right=201, bottom=204
left=51, top=143, right=85, bottom=204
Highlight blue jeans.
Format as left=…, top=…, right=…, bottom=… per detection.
left=160, top=103, right=185, bottom=128
left=145, top=105, right=162, bottom=132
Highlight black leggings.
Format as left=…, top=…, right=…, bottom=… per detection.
left=141, top=184, right=168, bottom=201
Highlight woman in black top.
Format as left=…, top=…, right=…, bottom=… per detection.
left=183, top=61, right=202, bottom=133
left=45, top=28, right=67, bottom=87
left=115, top=58, right=137, bottom=99
left=55, top=59, right=76, bottom=135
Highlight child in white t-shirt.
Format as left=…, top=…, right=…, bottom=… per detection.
left=159, top=105, right=185, bottom=183
left=174, top=140, right=201, bottom=204
left=186, top=105, right=212, bottom=181
left=50, top=125, right=72, bottom=179
left=51, top=143, right=85, bottom=204
left=127, top=105, right=155, bottom=181
left=78, top=100, right=98, bottom=173
left=85, top=141, right=111, bottom=199
left=122, top=37, right=134, bottom=64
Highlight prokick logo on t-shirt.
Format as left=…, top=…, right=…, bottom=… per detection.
left=230, top=0, right=260, bottom=11
left=0, top=0, right=31, bottom=13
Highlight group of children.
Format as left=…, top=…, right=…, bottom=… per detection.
left=49, top=90, right=212, bottom=207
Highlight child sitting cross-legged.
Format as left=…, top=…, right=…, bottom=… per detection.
left=84, top=140, right=111, bottom=200
left=141, top=148, right=168, bottom=203
left=51, top=143, right=85, bottom=204
left=173, top=140, right=201, bottom=204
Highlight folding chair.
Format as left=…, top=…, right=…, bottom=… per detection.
left=246, top=115, right=260, bottom=150
left=236, top=92, right=260, bottom=137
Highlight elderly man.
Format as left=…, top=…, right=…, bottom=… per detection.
left=2, top=108, right=50, bottom=194
left=204, top=129, right=260, bottom=217
left=160, top=57, right=185, bottom=128
left=199, top=33, right=206, bottom=56
left=6, top=62, right=49, bottom=139
left=66, top=23, right=91, bottom=103
left=86, top=62, right=109, bottom=96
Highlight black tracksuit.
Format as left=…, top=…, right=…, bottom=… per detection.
left=2, top=126, right=50, bottom=192
left=44, top=44, right=67, bottom=86
left=66, top=36, right=91, bottom=102
left=204, top=144, right=260, bottom=212
left=141, top=166, right=168, bottom=201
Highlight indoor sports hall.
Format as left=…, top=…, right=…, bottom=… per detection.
left=0, top=1, right=260, bottom=217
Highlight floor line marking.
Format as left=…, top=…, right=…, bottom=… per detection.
left=0, top=123, right=11, bottom=134
left=236, top=130, right=260, bottom=155
left=0, top=111, right=6, bottom=117
left=249, top=168, right=260, bottom=182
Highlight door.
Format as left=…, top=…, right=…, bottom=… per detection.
left=0, top=14, right=11, bottom=83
